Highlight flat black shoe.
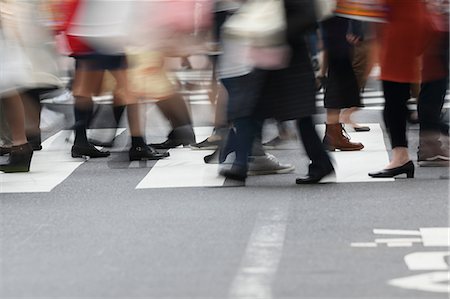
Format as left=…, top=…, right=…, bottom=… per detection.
left=0, top=143, right=33, bottom=173
left=369, top=160, right=415, bottom=178
left=129, top=145, right=169, bottom=161
left=71, top=144, right=110, bottom=158
left=149, top=138, right=192, bottom=149
left=296, top=168, right=335, bottom=184
left=219, top=165, right=247, bottom=182
left=89, top=138, right=115, bottom=148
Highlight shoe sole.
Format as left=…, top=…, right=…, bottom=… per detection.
left=190, top=145, right=219, bottom=150
left=247, top=166, right=296, bottom=176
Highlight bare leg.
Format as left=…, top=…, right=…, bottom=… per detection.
left=2, top=93, right=27, bottom=146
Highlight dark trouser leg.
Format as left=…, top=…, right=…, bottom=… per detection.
left=382, top=81, right=410, bottom=148
left=156, top=94, right=192, bottom=128
left=233, top=117, right=258, bottom=170
left=418, top=78, right=448, bottom=133
left=296, top=116, right=333, bottom=175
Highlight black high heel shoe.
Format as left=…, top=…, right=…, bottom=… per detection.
left=0, top=143, right=33, bottom=173
left=369, top=160, right=415, bottom=178
left=71, top=143, right=110, bottom=158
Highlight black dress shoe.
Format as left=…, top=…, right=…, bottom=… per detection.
left=129, top=145, right=169, bottom=161
left=71, top=144, right=110, bottom=158
left=149, top=138, right=192, bottom=149
left=0, top=143, right=33, bottom=173
left=296, top=168, right=335, bottom=184
left=89, top=138, right=115, bottom=148
left=150, top=126, right=195, bottom=149
left=219, top=165, right=247, bottom=182
left=369, top=160, right=415, bottom=178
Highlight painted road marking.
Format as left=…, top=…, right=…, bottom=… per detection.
left=316, top=123, right=394, bottom=183
left=0, top=129, right=124, bottom=193
left=374, top=238, right=422, bottom=244
left=135, top=127, right=225, bottom=189
left=405, top=252, right=450, bottom=271
left=420, top=227, right=450, bottom=247
left=388, top=272, right=450, bottom=293
left=352, top=227, right=450, bottom=294
left=229, top=203, right=289, bottom=299
left=373, top=229, right=421, bottom=236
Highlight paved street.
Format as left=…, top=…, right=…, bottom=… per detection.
left=1, top=78, right=449, bottom=298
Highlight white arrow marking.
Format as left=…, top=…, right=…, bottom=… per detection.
left=388, top=271, right=450, bottom=293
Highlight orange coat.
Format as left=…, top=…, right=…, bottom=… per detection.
left=379, top=0, right=428, bottom=83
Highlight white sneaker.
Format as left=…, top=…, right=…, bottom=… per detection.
left=247, top=153, right=295, bottom=176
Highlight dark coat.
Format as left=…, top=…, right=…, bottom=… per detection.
left=254, top=0, right=318, bottom=121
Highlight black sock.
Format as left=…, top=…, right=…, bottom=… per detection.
left=113, top=105, right=125, bottom=125
left=73, top=97, right=93, bottom=146
left=131, top=136, right=146, bottom=148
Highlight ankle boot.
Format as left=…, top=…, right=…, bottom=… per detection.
left=323, top=123, right=364, bottom=151
left=0, top=143, right=33, bottom=173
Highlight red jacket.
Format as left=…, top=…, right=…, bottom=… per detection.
left=379, top=0, right=428, bottom=83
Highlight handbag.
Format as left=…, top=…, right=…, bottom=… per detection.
left=222, top=0, right=287, bottom=47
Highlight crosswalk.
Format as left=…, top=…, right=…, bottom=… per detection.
left=0, top=124, right=396, bottom=194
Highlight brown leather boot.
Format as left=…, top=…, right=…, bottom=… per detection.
left=323, top=123, right=364, bottom=151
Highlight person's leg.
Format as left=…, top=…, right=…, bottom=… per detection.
left=0, top=92, right=33, bottom=173
left=22, top=89, right=43, bottom=150
left=296, top=116, right=334, bottom=183
left=151, top=93, right=196, bottom=148
left=109, top=68, right=169, bottom=161
left=219, top=117, right=257, bottom=181
left=71, top=60, right=110, bottom=158
left=417, top=78, right=449, bottom=162
left=369, top=81, right=414, bottom=178
left=323, top=108, right=364, bottom=151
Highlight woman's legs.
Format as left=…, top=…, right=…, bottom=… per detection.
left=382, top=80, right=411, bottom=168
left=323, top=108, right=364, bottom=151
left=70, top=63, right=110, bottom=158
left=296, top=116, right=334, bottom=183
left=109, top=69, right=168, bottom=160
left=0, top=92, right=33, bottom=173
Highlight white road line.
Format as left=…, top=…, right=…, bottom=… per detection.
left=0, top=129, right=123, bottom=193
left=420, top=227, right=450, bottom=247
left=229, top=204, right=289, bottom=299
left=405, top=252, right=450, bottom=270
left=316, top=123, right=394, bottom=183
left=373, top=229, right=421, bottom=236
left=374, top=238, right=422, bottom=244
left=136, top=127, right=225, bottom=189
left=387, top=242, right=413, bottom=247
